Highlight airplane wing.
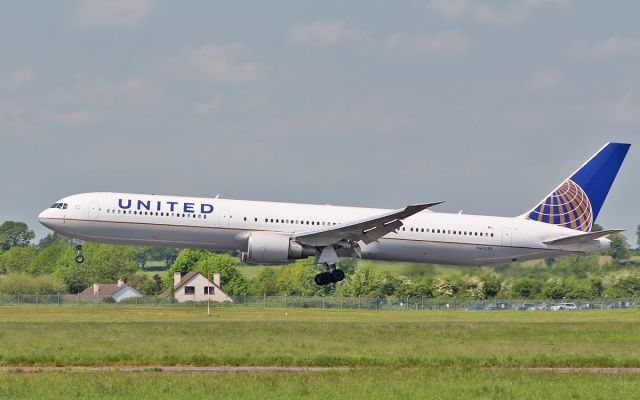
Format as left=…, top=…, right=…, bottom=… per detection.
left=543, top=229, right=624, bottom=245
left=292, top=201, right=444, bottom=247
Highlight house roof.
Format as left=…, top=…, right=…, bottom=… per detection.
left=79, top=284, right=141, bottom=297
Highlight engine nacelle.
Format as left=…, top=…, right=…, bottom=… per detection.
left=241, top=233, right=315, bottom=264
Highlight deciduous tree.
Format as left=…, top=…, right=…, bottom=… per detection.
left=0, top=221, right=35, bottom=251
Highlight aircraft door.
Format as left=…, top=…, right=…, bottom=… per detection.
left=501, top=228, right=513, bottom=246
left=89, top=203, right=100, bottom=221
left=219, top=209, right=230, bottom=228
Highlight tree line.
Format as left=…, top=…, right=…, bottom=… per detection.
left=0, top=220, right=639, bottom=299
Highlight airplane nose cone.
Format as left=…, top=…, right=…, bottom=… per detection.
left=38, top=209, right=54, bottom=229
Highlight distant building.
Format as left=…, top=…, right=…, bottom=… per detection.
left=79, top=279, right=143, bottom=303
left=164, top=271, right=233, bottom=303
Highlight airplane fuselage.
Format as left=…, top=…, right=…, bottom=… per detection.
left=38, top=192, right=608, bottom=266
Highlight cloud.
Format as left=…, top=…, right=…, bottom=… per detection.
left=185, top=44, right=263, bottom=84
left=288, top=20, right=364, bottom=46
left=73, top=0, right=156, bottom=29
left=2, top=66, right=35, bottom=88
left=580, top=36, right=640, bottom=58
left=194, top=96, right=224, bottom=115
left=601, top=93, right=640, bottom=123
left=525, top=69, right=562, bottom=91
left=427, top=0, right=570, bottom=25
left=385, top=30, right=469, bottom=55
left=49, top=109, right=105, bottom=126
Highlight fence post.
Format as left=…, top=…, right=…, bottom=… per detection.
left=77, top=293, right=80, bottom=305
left=17, top=292, right=20, bottom=305
left=421, top=297, right=424, bottom=310
left=406, top=296, right=409, bottom=310
left=341, top=295, right=343, bottom=309
left=263, top=293, right=266, bottom=308
left=358, top=295, right=361, bottom=309
left=37, top=292, right=39, bottom=305
left=322, top=295, right=325, bottom=309
left=57, top=292, right=60, bottom=305
left=375, top=297, right=378, bottom=311
left=285, top=294, right=288, bottom=309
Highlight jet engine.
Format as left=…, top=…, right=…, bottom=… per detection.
left=241, top=233, right=316, bottom=263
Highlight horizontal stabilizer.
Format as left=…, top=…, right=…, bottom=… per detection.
left=543, top=229, right=624, bottom=245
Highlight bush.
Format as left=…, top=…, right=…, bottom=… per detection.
left=0, top=273, right=66, bottom=294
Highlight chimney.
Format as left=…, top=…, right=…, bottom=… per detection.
left=117, top=279, right=124, bottom=287
left=93, top=283, right=100, bottom=295
left=174, top=272, right=182, bottom=288
left=213, top=272, right=220, bottom=287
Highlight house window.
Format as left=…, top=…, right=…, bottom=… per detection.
left=204, top=286, right=215, bottom=295
left=184, top=286, right=195, bottom=294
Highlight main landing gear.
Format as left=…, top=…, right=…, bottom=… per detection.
left=73, top=239, right=84, bottom=264
left=314, top=264, right=345, bottom=286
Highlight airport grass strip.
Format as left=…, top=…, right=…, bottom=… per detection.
left=2, top=368, right=640, bottom=400
left=1, top=307, right=639, bottom=368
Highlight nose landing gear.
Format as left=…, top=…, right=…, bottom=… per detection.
left=72, top=239, right=84, bottom=264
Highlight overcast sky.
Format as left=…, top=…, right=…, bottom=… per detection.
left=1, top=0, right=638, bottom=244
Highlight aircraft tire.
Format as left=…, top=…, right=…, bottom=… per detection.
left=314, top=272, right=332, bottom=286
left=331, top=269, right=345, bottom=282
left=75, top=254, right=85, bottom=264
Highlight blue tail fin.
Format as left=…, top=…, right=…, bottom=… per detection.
left=524, top=142, right=630, bottom=232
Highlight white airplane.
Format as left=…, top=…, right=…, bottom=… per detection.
left=39, top=142, right=630, bottom=285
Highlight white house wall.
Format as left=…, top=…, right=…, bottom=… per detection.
left=174, top=274, right=232, bottom=303
left=112, top=287, right=143, bottom=303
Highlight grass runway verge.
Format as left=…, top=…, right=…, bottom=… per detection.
left=1, top=306, right=639, bottom=399
left=0, top=307, right=639, bottom=368
left=2, top=368, right=640, bottom=400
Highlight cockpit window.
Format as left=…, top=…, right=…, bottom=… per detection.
left=51, top=203, right=68, bottom=209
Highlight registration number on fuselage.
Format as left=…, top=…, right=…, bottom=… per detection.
left=476, top=246, right=493, bottom=251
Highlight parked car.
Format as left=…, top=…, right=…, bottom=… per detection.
left=464, top=304, right=483, bottom=311
left=550, top=302, right=577, bottom=310
left=579, top=302, right=602, bottom=310
left=485, top=301, right=510, bottom=310
left=607, top=301, right=632, bottom=309
left=512, top=303, right=536, bottom=310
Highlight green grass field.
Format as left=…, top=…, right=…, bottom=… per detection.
left=2, top=368, right=640, bottom=400
left=1, top=307, right=639, bottom=399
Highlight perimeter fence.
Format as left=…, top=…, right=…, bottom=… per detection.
left=0, top=293, right=637, bottom=311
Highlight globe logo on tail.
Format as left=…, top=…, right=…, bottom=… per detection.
left=526, top=179, right=593, bottom=232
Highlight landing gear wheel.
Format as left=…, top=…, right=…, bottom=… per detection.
left=74, top=244, right=84, bottom=264
left=314, top=272, right=332, bottom=286
left=331, top=269, right=345, bottom=283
